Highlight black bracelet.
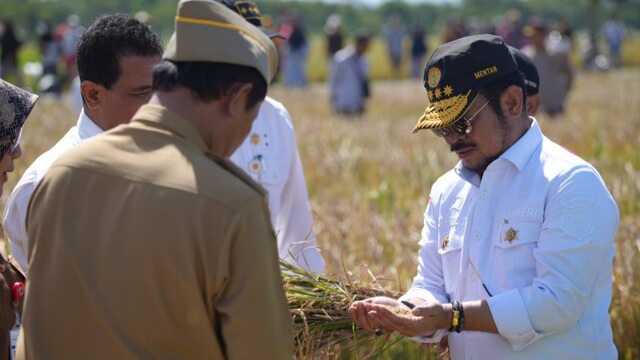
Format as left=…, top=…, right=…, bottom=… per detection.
left=448, top=301, right=465, bottom=333
left=401, top=300, right=416, bottom=309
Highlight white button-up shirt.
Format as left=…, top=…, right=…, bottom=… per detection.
left=4, top=109, right=103, bottom=273
left=402, top=119, right=619, bottom=359
left=231, top=97, right=325, bottom=275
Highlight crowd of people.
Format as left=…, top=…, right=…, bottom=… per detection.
left=0, top=1, right=624, bottom=359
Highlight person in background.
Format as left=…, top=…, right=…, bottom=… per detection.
left=496, top=9, right=524, bottom=49
left=521, top=21, right=573, bottom=117
left=602, top=13, right=626, bottom=68
left=0, top=79, right=37, bottom=360
left=35, top=20, right=62, bottom=94
left=281, top=12, right=308, bottom=87
left=410, top=25, right=428, bottom=79
left=18, top=0, right=292, bottom=358
left=329, top=30, right=371, bottom=116
left=509, top=46, right=541, bottom=115
left=0, top=21, right=23, bottom=87
left=220, top=0, right=325, bottom=274
left=59, top=14, right=84, bottom=86
left=349, top=34, right=618, bottom=360
left=383, top=13, right=405, bottom=78
left=325, top=14, right=344, bottom=59
left=3, top=14, right=163, bottom=274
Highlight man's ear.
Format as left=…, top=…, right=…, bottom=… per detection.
left=527, top=95, right=541, bottom=117
left=80, top=81, right=101, bottom=110
left=500, top=85, right=524, bottom=118
left=227, top=83, right=254, bottom=118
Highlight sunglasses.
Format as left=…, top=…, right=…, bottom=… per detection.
left=431, top=93, right=498, bottom=138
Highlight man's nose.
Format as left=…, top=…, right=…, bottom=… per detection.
left=11, top=144, right=22, bottom=160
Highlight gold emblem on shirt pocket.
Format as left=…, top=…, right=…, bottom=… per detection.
left=504, top=228, right=518, bottom=243
left=438, top=219, right=465, bottom=254
left=441, top=236, right=450, bottom=250
left=496, top=221, right=540, bottom=248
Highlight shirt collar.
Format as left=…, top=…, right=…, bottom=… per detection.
left=454, top=117, right=543, bottom=185
left=78, top=109, right=104, bottom=140
left=499, top=117, right=543, bottom=172
left=130, top=104, right=209, bottom=153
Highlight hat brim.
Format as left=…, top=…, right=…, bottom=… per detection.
left=260, top=27, right=284, bottom=40
left=413, top=89, right=479, bottom=133
left=0, top=79, right=38, bottom=154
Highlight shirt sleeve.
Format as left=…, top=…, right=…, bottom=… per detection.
left=273, top=110, right=325, bottom=275
left=217, top=197, right=294, bottom=360
left=487, top=166, right=619, bottom=350
left=3, top=180, right=37, bottom=273
left=402, top=197, right=450, bottom=305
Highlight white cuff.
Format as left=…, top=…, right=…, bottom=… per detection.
left=409, top=329, right=448, bottom=344
left=399, top=288, right=448, bottom=304
left=487, top=288, right=543, bottom=351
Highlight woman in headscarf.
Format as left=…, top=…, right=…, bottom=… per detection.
left=0, top=78, right=37, bottom=360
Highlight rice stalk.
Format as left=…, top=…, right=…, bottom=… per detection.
left=281, top=260, right=403, bottom=359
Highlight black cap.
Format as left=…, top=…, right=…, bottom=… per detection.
left=216, top=0, right=283, bottom=39
left=414, top=34, right=518, bottom=133
left=508, top=46, right=539, bottom=95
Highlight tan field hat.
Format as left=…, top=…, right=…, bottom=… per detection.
left=0, top=79, right=38, bottom=156
left=163, top=0, right=279, bottom=83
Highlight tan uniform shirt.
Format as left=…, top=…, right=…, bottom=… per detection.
left=17, top=104, right=293, bottom=359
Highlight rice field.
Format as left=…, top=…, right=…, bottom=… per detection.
left=3, top=67, right=639, bottom=359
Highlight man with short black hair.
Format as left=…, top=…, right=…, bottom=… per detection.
left=4, top=14, right=163, bottom=273
left=18, top=1, right=292, bottom=358
left=350, top=34, right=618, bottom=359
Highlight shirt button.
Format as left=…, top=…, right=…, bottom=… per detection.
left=473, top=232, right=480, bottom=240
left=480, top=189, right=488, bottom=198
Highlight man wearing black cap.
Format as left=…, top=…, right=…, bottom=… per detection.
left=349, top=34, right=618, bottom=359
left=509, top=46, right=541, bottom=116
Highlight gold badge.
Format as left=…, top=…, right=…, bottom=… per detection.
left=249, top=159, right=261, bottom=172
left=427, top=67, right=442, bottom=88
left=250, top=133, right=260, bottom=145
left=441, top=236, right=449, bottom=250
left=505, top=228, right=518, bottom=243
left=249, top=155, right=263, bottom=173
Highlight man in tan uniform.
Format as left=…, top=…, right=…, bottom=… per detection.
left=18, top=1, right=292, bottom=359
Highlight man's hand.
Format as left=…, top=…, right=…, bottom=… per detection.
left=366, top=300, right=451, bottom=338
left=348, top=296, right=400, bottom=335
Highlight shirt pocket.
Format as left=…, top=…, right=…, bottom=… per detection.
left=438, top=219, right=465, bottom=297
left=492, top=221, right=540, bottom=290
left=257, top=155, right=287, bottom=186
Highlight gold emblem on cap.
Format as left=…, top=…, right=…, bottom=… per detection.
left=427, top=67, right=442, bottom=88
left=505, top=228, right=518, bottom=243
left=435, top=88, right=442, bottom=99
left=413, top=90, right=473, bottom=133
left=443, top=85, right=453, bottom=97
left=250, top=133, right=260, bottom=145
left=236, top=1, right=261, bottom=20
left=441, top=236, right=450, bottom=250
